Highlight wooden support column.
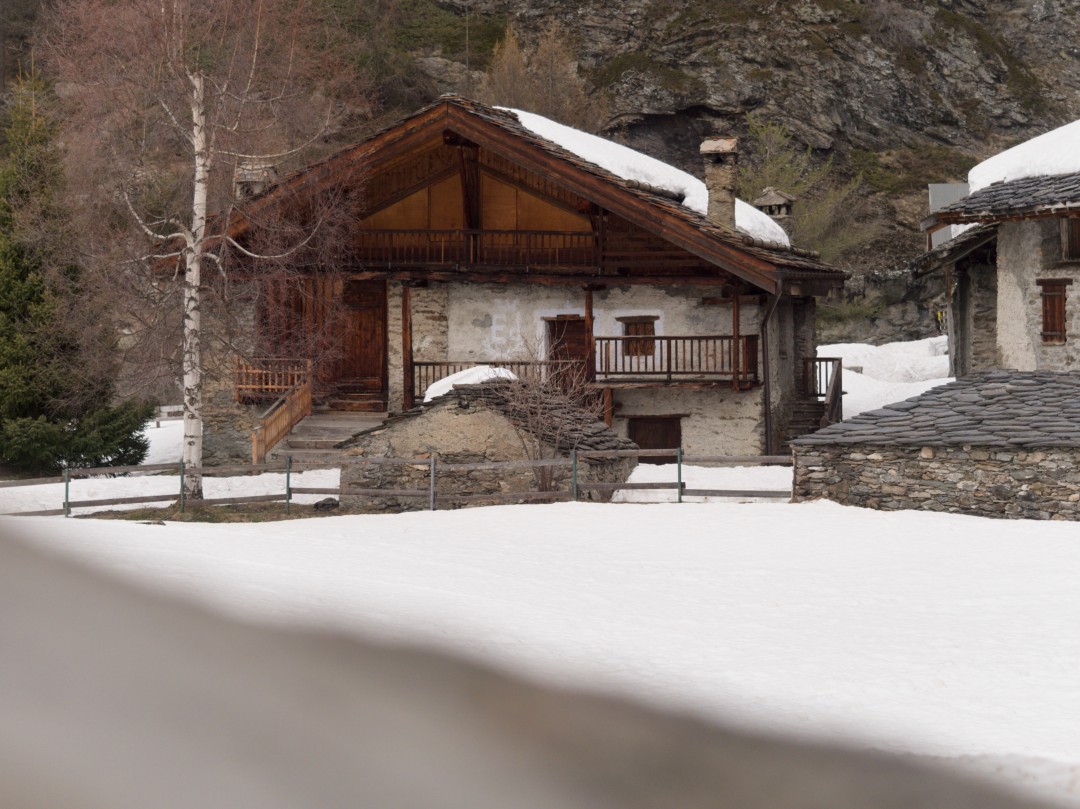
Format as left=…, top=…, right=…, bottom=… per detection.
left=603, top=388, right=614, bottom=427
left=402, top=284, right=414, bottom=410
left=584, top=286, right=596, bottom=383
left=731, top=291, right=741, bottom=390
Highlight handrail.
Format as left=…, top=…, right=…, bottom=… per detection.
left=822, top=359, right=843, bottom=425
left=803, top=357, right=843, bottom=425
left=251, top=377, right=313, bottom=464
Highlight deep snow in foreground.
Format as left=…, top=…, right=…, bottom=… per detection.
left=7, top=501, right=1080, bottom=806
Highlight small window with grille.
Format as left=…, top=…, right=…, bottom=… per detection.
left=1038, top=279, right=1072, bottom=344
left=618, top=316, right=657, bottom=357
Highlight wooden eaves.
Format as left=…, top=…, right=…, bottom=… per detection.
left=221, top=97, right=845, bottom=296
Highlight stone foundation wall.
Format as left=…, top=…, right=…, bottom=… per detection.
left=793, top=443, right=1080, bottom=520
left=341, top=403, right=635, bottom=513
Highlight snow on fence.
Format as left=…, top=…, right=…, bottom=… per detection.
left=0, top=452, right=792, bottom=517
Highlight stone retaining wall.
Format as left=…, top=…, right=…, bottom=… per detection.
left=793, top=443, right=1080, bottom=520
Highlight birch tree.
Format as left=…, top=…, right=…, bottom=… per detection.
left=44, top=0, right=358, bottom=497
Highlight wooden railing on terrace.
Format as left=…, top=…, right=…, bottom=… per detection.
left=251, top=378, right=313, bottom=464
left=353, top=229, right=598, bottom=268
left=236, top=357, right=312, bottom=402
left=804, top=357, right=843, bottom=425
left=594, top=335, right=759, bottom=383
left=414, top=360, right=584, bottom=402
left=412, top=336, right=760, bottom=401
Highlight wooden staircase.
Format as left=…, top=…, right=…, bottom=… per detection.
left=783, top=397, right=828, bottom=448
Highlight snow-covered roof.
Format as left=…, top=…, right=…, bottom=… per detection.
left=968, top=118, right=1080, bottom=193
left=506, top=109, right=791, bottom=247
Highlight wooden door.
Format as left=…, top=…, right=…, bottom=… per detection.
left=547, top=317, right=588, bottom=391
left=547, top=317, right=587, bottom=361
left=627, top=417, right=682, bottom=464
left=339, top=279, right=387, bottom=394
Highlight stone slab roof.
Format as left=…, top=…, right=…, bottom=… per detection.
left=794, top=371, right=1080, bottom=448
left=934, top=172, right=1080, bottom=223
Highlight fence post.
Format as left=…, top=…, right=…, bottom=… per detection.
left=571, top=449, right=578, bottom=501
left=677, top=447, right=683, bottom=504
left=429, top=456, right=437, bottom=511
left=179, top=460, right=185, bottom=514
left=63, top=468, right=70, bottom=517
left=285, top=454, right=292, bottom=515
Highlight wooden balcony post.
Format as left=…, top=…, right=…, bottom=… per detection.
left=731, top=293, right=741, bottom=390
left=584, top=287, right=596, bottom=383
left=402, top=283, right=414, bottom=410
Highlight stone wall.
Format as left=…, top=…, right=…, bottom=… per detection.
left=612, top=386, right=764, bottom=456
left=201, top=293, right=262, bottom=466
left=950, top=257, right=998, bottom=377
left=995, top=219, right=1080, bottom=371
left=341, top=400, right=635, bottom=513
left=793, top=443, right=1080, bottom=520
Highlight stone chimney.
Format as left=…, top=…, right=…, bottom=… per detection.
left=700, top=137, right=738, bottom=230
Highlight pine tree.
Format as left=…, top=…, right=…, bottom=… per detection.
left=0, top=76, right=152, bottom=475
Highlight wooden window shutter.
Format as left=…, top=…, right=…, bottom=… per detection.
left=1062, top=220, right=1080, bottom=261
left=1038, top=279, right=1072, bottom=344
left=624, top=320, right=656, bottom=357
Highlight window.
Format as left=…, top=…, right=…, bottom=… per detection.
left=1061, top=219, right=1080, bottom=261
left=1038, top=279, right=1072, bottom=344
left=618, top=316, right=657, bottom=357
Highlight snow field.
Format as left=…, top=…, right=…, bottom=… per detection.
left=7, top=501, right=1080, bottom=806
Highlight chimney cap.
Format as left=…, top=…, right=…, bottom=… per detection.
left=700, top=137, right=738, bottom=155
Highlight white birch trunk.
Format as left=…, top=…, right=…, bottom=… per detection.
left=181, top=72, right=209, bottom=499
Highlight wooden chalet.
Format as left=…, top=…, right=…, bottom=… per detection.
left=210, top=96, right=846, bottom=463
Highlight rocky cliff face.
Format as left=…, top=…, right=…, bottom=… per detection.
left=418, top=0, right=1080, bottom=341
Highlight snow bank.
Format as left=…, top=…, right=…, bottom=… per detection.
left=820, top=335, right=953, bottom=418
left=506, top=109, right=791, bottom=246
left=422, top=365, right=518, bottom=403
left=9, top=501, right=1080, bottom=807
left=968, top=117, right=1080, bottom=192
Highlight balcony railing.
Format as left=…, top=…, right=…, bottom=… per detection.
left=353, top=229, right=598, bottom=268
left=412, top=336, right=760, bottom=401
left=594, top=335, right=759, bottom=383
left=235, top=357, right=312, bottom=402
left=413, top=360, right=584, bottom=402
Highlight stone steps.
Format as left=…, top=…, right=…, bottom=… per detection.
left=268, top=411, right=387, bottom=464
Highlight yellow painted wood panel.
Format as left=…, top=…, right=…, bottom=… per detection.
left=517, top=189, right=590, bottom=232
left=362, top=188, right=430, bottom=230
left=429, top=174, right=464, bottom=230
left=481, top=175, right=517, bottom=230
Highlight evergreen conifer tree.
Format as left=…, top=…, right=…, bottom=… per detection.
left=0, top=76, right=152, bottom=474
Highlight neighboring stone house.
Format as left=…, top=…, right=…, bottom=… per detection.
left=203, top=96, right=847, bottom=464
left=793, top=371, right=1080, bottom=520
left=922, top=118, right=1080, bottom=377
left=339, top=381, right=637, bottom=512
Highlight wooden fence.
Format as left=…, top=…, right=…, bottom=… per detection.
left=0, top=451, right=792, bottom=517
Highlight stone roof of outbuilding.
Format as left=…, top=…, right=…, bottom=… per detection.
left=934, top=171, right=1080, bottom=223
left=794, top=371, right=1080, bottom=448
left=358, top=381, right=637, bottom=454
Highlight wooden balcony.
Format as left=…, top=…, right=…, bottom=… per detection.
left=354, top=229, right=598, bottom=268
left=594, top=335, right=758, bottom=384
left=411, top=336, right=759, bottom=401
